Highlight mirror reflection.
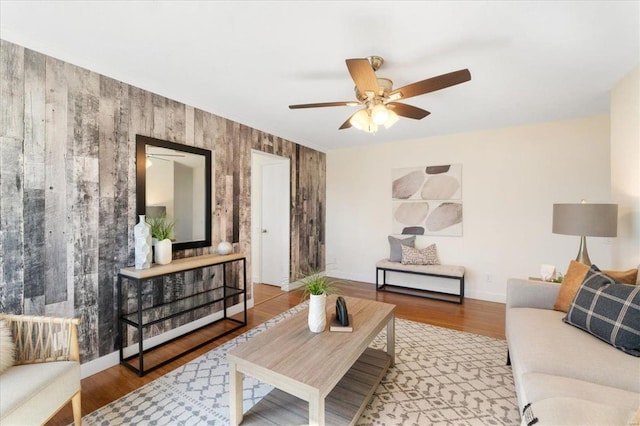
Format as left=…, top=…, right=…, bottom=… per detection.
left=146, top=146, right=206, bottom=243
left=136, top=135, right=212, bottom=251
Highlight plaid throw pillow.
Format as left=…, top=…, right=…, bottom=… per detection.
left=564, top=266, right=640, bottom=356
left=401, top=244, right=440, bottom=265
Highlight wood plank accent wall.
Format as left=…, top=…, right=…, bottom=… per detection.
left=0, top=39, right=326, bottom=363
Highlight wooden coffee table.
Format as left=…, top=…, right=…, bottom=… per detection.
left=228, top=296, right=396, bottom=426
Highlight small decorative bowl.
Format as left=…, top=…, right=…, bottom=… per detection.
left=217, top=241, right=233, bottom=255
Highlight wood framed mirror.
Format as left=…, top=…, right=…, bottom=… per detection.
left=136, top=134, right=212, bottom=251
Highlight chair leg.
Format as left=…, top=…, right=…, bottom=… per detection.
left=72, top=391, right=82, bottom=426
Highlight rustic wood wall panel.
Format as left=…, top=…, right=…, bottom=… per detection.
left=22, top=49, right=46, bottom=314
left=97, top=76, right=119, bottom=354
left=43, top=57, right=69, bottom=308
left=0, top=39, right=326, bottom=363
left=1, top=40, right=25, bottom=314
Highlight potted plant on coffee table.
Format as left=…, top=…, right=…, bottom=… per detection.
left=147, top=215, right=175, bottom=265
left=301, top=271, right=337, bottom=333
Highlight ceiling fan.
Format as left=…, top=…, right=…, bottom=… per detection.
left=145, top=147, right=184, bottom=168
left=289, top=56, right=471, bottom=133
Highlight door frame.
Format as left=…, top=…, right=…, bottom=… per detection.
left=250, top=150, right=290, bottom=290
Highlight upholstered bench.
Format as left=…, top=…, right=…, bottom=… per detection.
left=375, top=259, right=465, bottom=304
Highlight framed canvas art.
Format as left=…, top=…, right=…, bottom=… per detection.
left=391, top=164, right=462, bottom=236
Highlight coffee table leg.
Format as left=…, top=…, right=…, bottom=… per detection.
left=309, top=394, right=325, bottom=426
left=229, top=361, right=243, bottom=425
left=387, top=314, right=395, bottom=367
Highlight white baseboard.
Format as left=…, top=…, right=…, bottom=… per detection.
left=328, top=270, right=372, bottom=283
left=80, top=298, right=254, bottom=379
left=465, top=290, right=506, bottom=303
left=282, top=277, right=304, bottom=291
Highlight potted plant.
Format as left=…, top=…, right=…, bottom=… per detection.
left=301, top=271, right=337, bottom=333
left=147, top=215, right=175, bottom=265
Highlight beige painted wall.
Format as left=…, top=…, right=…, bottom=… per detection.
left=326, top=116, right=612, bottom=302
left=610, top=65, right=640, bottom=269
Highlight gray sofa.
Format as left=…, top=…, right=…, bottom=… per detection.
left=506, top=278, right=640, bottom=425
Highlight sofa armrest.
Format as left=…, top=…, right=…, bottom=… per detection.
left=506, top=278, right=561, bottom=310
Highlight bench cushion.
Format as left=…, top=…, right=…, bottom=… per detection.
left=376, top=259, right=464, bottom=278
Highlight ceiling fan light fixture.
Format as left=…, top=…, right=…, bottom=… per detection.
left=349, top=109, right=370, bottom=130
left=350, top=108, right=379, bottom=133
left=371, top=104, right=389, bottom=125
left=364, top=121, right=378, bottom=133
left=384, top=110, right=399, bottom=129
left=289, top=56, right=471, bottom=134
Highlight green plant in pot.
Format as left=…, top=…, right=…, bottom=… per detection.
left=146, top=215, right=174, bottom=265
left=301, top=271, right=337, bottom=299
left=301, top=270, right=337, bottom=333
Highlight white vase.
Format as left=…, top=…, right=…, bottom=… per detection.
left=134, top=215, right=152, bottom=269
left=154, top=239, right=172, bottom=265
left=308, top=293, right=327, bottom=333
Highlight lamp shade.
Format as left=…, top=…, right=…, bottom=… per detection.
left=552, top=203, right=618, bottom=237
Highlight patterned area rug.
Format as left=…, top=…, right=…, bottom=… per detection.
left=81, top=304, right=520, bottom=425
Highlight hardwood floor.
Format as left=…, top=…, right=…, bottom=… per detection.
left=47, top=280, right=505, bottom=426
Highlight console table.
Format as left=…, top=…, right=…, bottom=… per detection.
left=118, top=253, right=247, bottom=376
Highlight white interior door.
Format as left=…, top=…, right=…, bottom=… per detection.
left=259, top=158, right=290, bottom=286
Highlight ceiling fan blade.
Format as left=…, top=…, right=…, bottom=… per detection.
left=387, top=102, right=431, bottom=120
left=289, top=101, right=358, bottom=109
left=389, top=69, right=471, bottom=100
left=339, top=114, right=354, bottom=130
left=346, top=58, right=379, bottom=98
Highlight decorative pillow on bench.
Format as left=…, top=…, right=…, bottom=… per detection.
left=388, top=235, right=416, bottom=262
left=401, top=244, right=440, bottom=265
left=564, top=265, right=640, bottom=357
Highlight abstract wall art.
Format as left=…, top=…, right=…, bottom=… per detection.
left=392, top=164, right=463, bottom=236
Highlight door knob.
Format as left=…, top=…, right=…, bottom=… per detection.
left=262, top=229, right=268, bottom=233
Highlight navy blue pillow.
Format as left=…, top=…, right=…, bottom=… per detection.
left=564, top=266, right=640, bottom=357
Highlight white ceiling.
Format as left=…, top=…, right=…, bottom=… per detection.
left=1, top=1, right=638, bottom=152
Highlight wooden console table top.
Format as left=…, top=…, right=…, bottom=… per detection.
left=119, top=252, right=245, bottom=280
left=228, top=296, right=396, bottom=426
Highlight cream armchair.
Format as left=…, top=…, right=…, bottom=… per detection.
left=0, top=314, right=81, bottom=425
